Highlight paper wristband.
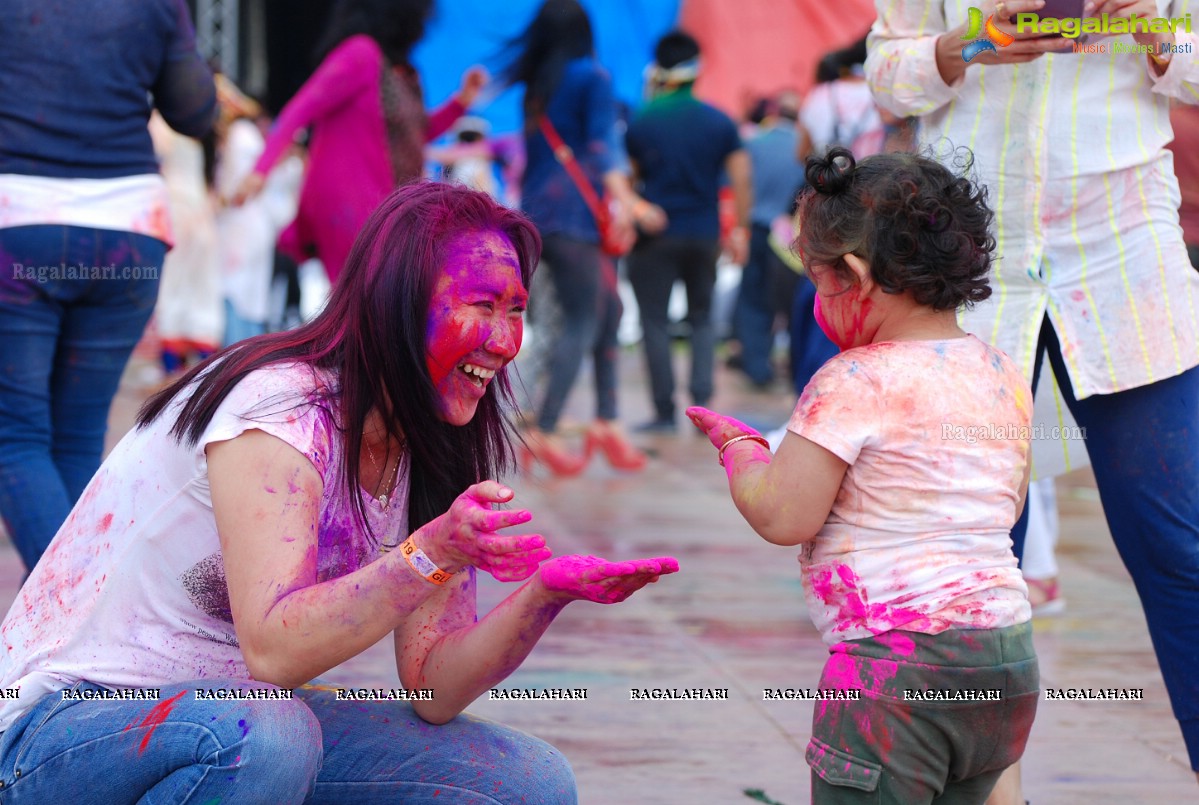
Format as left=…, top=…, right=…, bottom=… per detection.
left=718, top=434, right=771, bottom=466
left=400, top=537, right=455, bottom=585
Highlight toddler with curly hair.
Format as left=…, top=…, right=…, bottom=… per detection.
left=689, top=147, right=1038, bottom=804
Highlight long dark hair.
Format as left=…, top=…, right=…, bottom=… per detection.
left=496, top=0, right=595, bottom=126
left=138, top=182, right=542, bottom=534
left=316, top=0, right=435, bottom=67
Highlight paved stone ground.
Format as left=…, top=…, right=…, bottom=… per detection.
left=1, top=346, right=1194, bottom=804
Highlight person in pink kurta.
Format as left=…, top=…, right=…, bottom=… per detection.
left=233, top=0, right=484, bottom=281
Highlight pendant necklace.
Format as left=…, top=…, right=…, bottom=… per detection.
left=366, top=440, right=399, bottom=507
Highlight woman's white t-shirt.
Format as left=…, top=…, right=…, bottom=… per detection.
left=0, top=363, right=408, bottom=730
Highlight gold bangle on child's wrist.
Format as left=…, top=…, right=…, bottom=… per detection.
left=399, top=536, right=455, bottom=585
left=717, top=434, right=771, bottom=466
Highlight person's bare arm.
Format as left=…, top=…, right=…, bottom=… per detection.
left=1086, top=0, right=1179, bottom=77
left=688, top=407, right=847, bottom=545
left=724, top=149, right=753, bottom=265
left=395, top=552, right=678, bottom=723
left=207, top=430, right=548, bottom=688
left=725, top=149, right=752, bottom=229
left=603, top=170, right=667, bottom=235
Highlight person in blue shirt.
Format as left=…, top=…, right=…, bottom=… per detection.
left=0, top=0, right=216, bottom=572
left=498, top=0, right=663, bottom=474
left=625, top=30, right=751, bottom=432
left=732, top=90, right=808, bottom=389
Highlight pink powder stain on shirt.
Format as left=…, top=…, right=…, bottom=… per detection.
left=815, top=564, right=934, bottom=639
left=125, top=690, right=188, bottom=754
left=97, top=513, right=114, bottom=534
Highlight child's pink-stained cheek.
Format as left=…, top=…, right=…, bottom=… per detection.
left=814, top=293, right=843, bottom=351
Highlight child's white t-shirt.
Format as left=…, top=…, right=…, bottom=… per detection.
left=787, top=335, right=1033, bottom=645
left=0, top=362, right=408, bottom=730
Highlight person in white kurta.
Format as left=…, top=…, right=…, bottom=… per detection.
left=867, top=0, right=1199, bottom=781
left=150, top=113, right=224, bottom=366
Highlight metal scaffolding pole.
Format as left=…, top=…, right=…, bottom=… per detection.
left=196, top=0, right=240, bottom=80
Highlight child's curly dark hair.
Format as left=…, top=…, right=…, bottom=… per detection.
left=796, top=146, right=995, bottom=311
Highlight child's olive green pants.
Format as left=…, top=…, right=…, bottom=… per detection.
left=807, top=622, right=1038, bottom=805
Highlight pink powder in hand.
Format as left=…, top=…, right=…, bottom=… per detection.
left=539, top=555, right=679, bottom=603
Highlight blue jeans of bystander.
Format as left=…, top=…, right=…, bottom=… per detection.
left=0, top=225, right=163, bottom=571
left=1008, top=317, right=1199, bottom=770
left=627, top=235, right=720, bottom=422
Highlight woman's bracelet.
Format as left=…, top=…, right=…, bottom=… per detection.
left=717, top=434, right=771, bottom=466
left=398, top=536, right=455, bottom=585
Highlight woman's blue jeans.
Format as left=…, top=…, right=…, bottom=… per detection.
left=1009, top=317, right=1199, bottom=770
left=0, top=681, right=577, bottom=804
left=0, top=225, right=163, bottom=571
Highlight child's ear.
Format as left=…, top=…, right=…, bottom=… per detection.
left=842, top=253, right=875, bottom=295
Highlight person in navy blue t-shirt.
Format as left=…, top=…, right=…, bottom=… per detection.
left=625, top=30, right=751, bottom=432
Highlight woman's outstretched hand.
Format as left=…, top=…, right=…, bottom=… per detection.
left=538, top=555, right=680, bottom=604
left=417, top=481, right=552, bottom=582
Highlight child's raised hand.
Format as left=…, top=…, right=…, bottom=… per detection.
left=538, top=555, right=680, bottom=604
left=686, top=406, right=763, bottom=450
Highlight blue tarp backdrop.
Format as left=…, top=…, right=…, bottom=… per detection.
left=412, top=0, right=682, bottom=136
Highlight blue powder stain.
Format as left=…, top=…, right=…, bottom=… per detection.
left=238, top=718, right=249, bottom=737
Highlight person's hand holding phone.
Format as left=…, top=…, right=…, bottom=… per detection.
left=935, top=0, right=1072, bottom=84
left=1084, top=0, right=1176, bottom=69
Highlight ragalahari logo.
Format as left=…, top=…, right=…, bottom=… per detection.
left=962, top=7, right=1016, bottom=61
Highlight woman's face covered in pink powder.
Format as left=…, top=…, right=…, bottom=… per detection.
left=424, top=230, right=527, bottom=425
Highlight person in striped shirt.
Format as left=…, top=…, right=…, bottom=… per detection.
left=866, top=0, right=1199, bottom=794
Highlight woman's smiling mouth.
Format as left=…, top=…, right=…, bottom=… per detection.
left=460, top=362, right=496, bottom=387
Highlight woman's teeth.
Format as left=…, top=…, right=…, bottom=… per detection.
left=460, top=363, right=495, bottom=386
